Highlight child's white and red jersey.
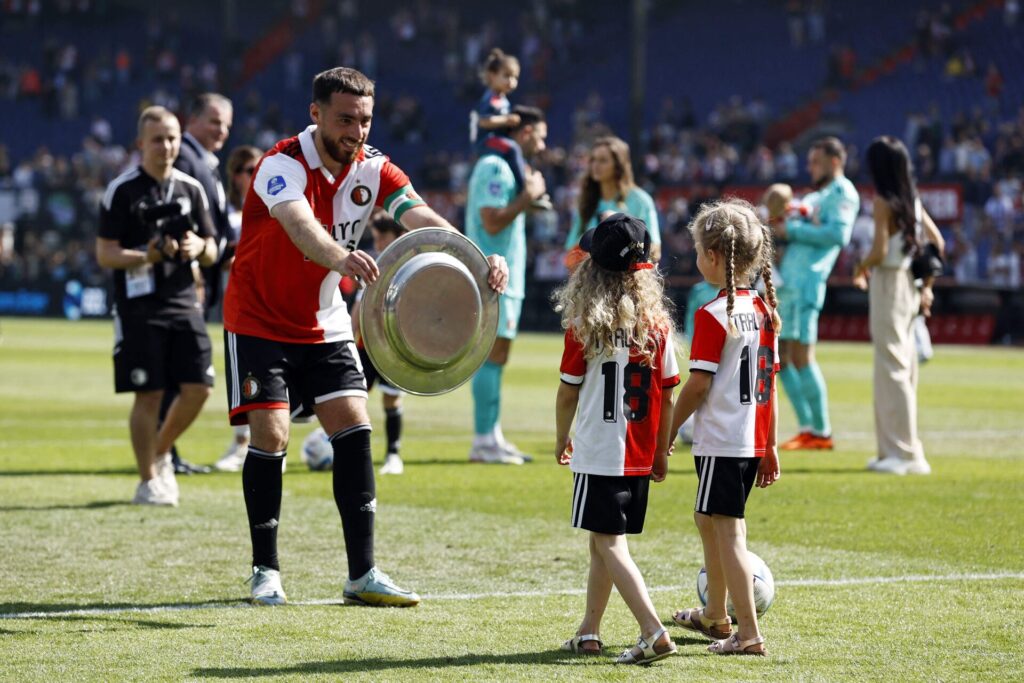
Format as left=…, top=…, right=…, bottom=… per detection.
left=560, top=327, right=680, bottom=477
left=689, top=289, right=779, bottom=458
left=224, top=124, right=425, bottom=344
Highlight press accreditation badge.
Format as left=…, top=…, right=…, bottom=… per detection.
left=125, top=246, right=155, bottom=298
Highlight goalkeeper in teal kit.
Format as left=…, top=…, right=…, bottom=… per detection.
left=771, top=137, right=859, bottom=451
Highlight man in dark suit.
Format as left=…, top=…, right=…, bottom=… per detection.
left=175, top=92, right=233, bottom=315
left=165, top=92, right=233, bottom=474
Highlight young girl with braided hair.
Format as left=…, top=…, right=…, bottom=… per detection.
left=669, top=198, right=781, bottom=656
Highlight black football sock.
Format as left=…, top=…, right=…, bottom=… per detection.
left=242, top=447, right=285, bottom=571
left=331, top=424, right=375, bottom=580
left=384, top=407, right=402, bottom=455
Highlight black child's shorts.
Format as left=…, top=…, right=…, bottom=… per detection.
left=570, top=471, right=650, bottom=535
left=693, top=455, right=759, bottom=518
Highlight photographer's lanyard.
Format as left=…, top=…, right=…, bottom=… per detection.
left=162, top=177, right=176, bottom=203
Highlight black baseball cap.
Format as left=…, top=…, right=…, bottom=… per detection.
left=582, top=213, right=652, bottom=272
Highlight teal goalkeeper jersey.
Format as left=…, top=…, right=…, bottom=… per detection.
left=565, top=187, right=662, bottom=249
left=465, top=154, right=526, bottom=300
left=779, top=175, right=859, bottom=307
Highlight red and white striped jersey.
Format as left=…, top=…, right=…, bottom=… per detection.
left=560, top=328, right=680, bottom=476
left=224, top=125, right=424, bottom=344
left=689, top=289, right=779, bottom=458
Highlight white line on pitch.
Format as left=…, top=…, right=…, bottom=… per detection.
left=2, top=572, right=1021, bottom=620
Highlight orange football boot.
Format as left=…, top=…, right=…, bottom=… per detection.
left=802, top=434, right=834, bottom=450
left=780, top=432, right=811, bottom=451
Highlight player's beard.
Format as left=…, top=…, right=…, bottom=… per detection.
left=322, top=135, right=361, bottom=165
left=811, top=170, right=835, bottom=190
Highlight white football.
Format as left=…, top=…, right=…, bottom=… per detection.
left=697, top=550, right=775, bottom=618
left=301, top=427, right=334, bottom=471
left=678, top=414, right=695, bottom=445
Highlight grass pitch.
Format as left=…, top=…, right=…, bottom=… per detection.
left=1, top=318, right=1022, bottom=681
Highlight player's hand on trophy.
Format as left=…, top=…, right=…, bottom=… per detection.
left=340, top=249, right=380, bottom=284
left=485, top=254, right=508, bottom=293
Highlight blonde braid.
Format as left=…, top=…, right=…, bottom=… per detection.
left=725, top=226, right=738, bottom=336
left=760, top=224, right=782, bottom=332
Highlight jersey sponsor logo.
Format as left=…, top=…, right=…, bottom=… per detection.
left=332, top=219, right=362, bottom=247
left=350, top=185, right=372, bottom=206
left=267, top=175, right=286, bottom=196
left=242, top=374, right=262, bottom=399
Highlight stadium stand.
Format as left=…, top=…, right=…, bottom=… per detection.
left=0, top=0, right=1021, bottom=340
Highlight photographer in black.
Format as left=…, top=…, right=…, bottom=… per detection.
left=96, top=106, right=218, bottom=506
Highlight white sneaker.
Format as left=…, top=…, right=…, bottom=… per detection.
left=343, top=566, right=420, bottom=607
left=497, top=440, right=533, bottom=463
left=905, top=459, right=932, bottom=475
left=247, top=565, right=286, bottom=606
left=155, top=453, right=179, bottom=498
left=379, top=452, right=404, bottom=475
left=469, top=444, right=524, bottom=465
left=866, top=456, right=910, bottom=475
left=132, top=478, right=178, bottom=506
left=214, top=440, right=248, bottom=472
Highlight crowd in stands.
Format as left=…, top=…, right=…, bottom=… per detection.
left=0, top=0, right=1021, bottom=295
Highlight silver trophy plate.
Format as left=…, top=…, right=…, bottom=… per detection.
left=359, top=227, right=499, bottom=396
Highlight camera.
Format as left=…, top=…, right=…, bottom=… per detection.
left=135, top=196, right=196, bottom=241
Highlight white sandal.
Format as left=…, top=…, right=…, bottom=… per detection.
left=707, top=633, right=767, bottom=656
left=615, top=626, right=677, bottom=665
left=561, top=633, right=602, bottom=655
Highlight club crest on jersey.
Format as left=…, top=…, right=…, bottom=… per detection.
left=130, top=368, right=148, bottom=386
left=241, top=374, right=261, bottom=399
left=267, top=175, right=286, bottom=196
left=350, top=185, right=372, bottom=206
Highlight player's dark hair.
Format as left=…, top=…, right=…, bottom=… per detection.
left=811, top=136, right=847, bottom=164
left=188, top=92, right=231, bottom=119
left=867, top=135, right=919, bottom=256
left=370, top=212, right=408, bottom=238
left=509, top=105, right=544, bottom=132
left=312, top=67, right=375, bottom=103
left=481, top=48, right=520, bottom=77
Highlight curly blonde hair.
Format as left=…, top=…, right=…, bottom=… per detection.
left=689, top=198, right=781, bottom=336
left=553, top=258, right=675, bottom=365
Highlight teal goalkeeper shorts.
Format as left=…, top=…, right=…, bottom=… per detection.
left=497, top=296, right=523, bottom=340
left=777, top=286, right=820, bottom=344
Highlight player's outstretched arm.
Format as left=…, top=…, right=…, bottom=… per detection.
left=398, top=204, right=456, bottom=232
left=271, top=199, right=378, bottom=282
